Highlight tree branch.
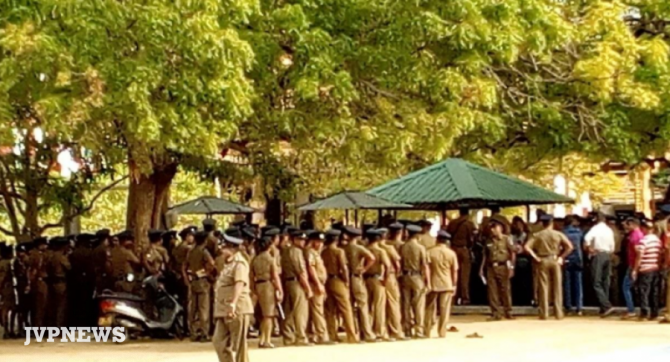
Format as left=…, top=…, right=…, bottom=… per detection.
left=0, top=224, right=15, bottom=236
left=79, top=175, right=129, bottom=214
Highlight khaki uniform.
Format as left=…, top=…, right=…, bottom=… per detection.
left=344, top=242, right=376, bottom=341
left=0, top=259, right=14, bottom=310
left=144, top=245, right=167, bottom=275
left=171, top=242, right=192, bottom=321
left=213, top=252, right=254, bottom=362
left=185, top=245, right=214, bottom=337
left=306, top=248, right=328, bottom=343
left=321, top=244, right=357, bottom=343
left=381, top=241, right=403, bottom=339
left=483, top=235, right=514, bottom=318
left=526, top=228, right=571, bottom=319
left=418, top=233, right=436, bottom=250
left=399, top=238, right=428, bottom=337
left=366, top=243, right=391, bottom=340
left=92, top=243, right=112, bottom=294
left=28, top=249, right=49, bottom=327
left=447, top=216, right=476, bottom=304
left=109, top=246, right=140, bottom=293
left=425, top=244, right=457, bottom=337
left=47, top=250, right=71, bottom=327
left=280, top=245, right=309, bottom=345
left=250, top=251, right=278, bottom=346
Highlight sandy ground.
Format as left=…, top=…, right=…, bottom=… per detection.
left=1, top=316, right=669, bottom=362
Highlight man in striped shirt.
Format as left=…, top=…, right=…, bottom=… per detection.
left=634, top=219, right=662, bottom=320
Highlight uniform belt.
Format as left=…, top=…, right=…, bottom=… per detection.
left=539, top=255, right=557, bottom=259
left=402, top=270, right=421, bottom=276
left=255, top=279, right=269, bottom=284
left=284, top=277, right=298, bottom=282
left=327, top=274, right=339, bottom=279
left=351, top=273, right=362, bottom=278
left=364, top=274, right=381, bottom=279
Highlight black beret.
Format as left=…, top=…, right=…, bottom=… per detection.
left=148, top=229, right=164, bottom=242
left=388, top=222, right=404, bottom=230
left=116, top=230, right=134, bottom=241
left=76, top=233, right=96, bottom=245
left=194, top=231, right=209, bottom=243
left=202, top=218, right=216, bottom=227
left=343, top=226, right=362, bottom=236
left=50, top=236, right=69, bottom=247
left=179, top=226, right=197, bottom=238
left=406, top=224, right=422, bottom=233
left=222, top=233, right=243, bottom=246
left=162, top=230, right=177, bottom=241
left=33, top=237, right=48, bottom=246
left=437, top=230, right=451, bottom=240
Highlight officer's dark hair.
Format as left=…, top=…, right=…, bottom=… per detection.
left=194, top=231, right=208, bottom=245
left=625, top=217, right=640, bottom=226
left=459, top=207, right=469, bottom=216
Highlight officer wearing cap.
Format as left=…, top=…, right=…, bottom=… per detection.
left=172, top=226, right=196, bottom=316
left=304, top=231, right=330, bottom=344
left=109, top=231, right=141, bottom=294
left=144, top=230, right=169, bottom=276
left=525, top=214, right=574, bottom=320
left=377, top=227, right=405, bottom=340
left=0, top=243, right=14, bottom=338
left=447, top=208, right=477, bottom=306
left=387, top=222, right=405, bottom=250
left=203, top=218, right=219, bottom=259
left=212, top=232, right=254, bottom=362
left=417, top=220, right=436, bottom=249
left=46, top=237, right=71, bottom=327
left=184, top=231, right=216, bottom=341
left=342, top=226, right=376, bottom=342
left=250, top=236, right=283, bottom=348
left=425, top=230, right=458, bottom=337
left=280, top=230, right=312, bottom=346
left=28, top=237, right=49, bottom=327
left=69, top=234, right=96, bottom=326
left=321, top=229, right=358, bottom=343
left=478, top=215, right=515, bottom=321
left=399, top=224, right=430, bottom=338
left=365, top=228, right=393, bottom=341
left=92, top=229, right=112, bottom=295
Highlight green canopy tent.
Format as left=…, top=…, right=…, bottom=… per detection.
left=368, top=158, right=573, bottom=218
left=297, top=191, right=411, bottom=225
left=169, top=196, right=257, bottom=217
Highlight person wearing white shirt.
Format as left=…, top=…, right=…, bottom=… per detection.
left=583, top=213, right=615, bottom=317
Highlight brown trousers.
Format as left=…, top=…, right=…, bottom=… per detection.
left=366, top=277, right=387, bottom=339
left=213, top=314, right=250, bottom=362
left=485, top=265, right=512, bottom=318
left=50, top=282, right=68, bottom=328
left=385, top=274, right=404, bottom=338
left=31, top=279, right=48, bottom=328
left=189, top=279, right=211, bottom=337
left=282, top=280, right=309, bottom=344
left=401, top=274, right=426, bottom=337
left=324, top=277, right=357, bottom=343
left=538, top=257, right=563, bottom=319
left=351, top=275, right=375, bottom=340
left=453, top=247, right=471, bottom=303
left=425, top=291, right=453, bottom=338
left=309, top=292, right=328, bottom=343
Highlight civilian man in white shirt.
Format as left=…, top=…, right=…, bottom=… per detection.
left=584, top=212, right=616, bottom=317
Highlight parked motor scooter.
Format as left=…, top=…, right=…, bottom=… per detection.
left=97, top=275, right=185, bottom=340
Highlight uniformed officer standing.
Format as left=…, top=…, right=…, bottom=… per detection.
left=379, top=226, right=405, bottom=340
left=399, top=224, right=431, bottom=338
left=212, top=233, right=254, bottom=362
left=251, top=236, right=283, bottom=348
left=0, top=243, right=14, bottom=338
left=92, top=229, right=112, bottom=294
left=305, top=231, right=330, bottom=344
left=13, top=244, right=30, bottom=335
left=342, top=226, right=376, bottom=342
left=447, top=208, right=477, bottom=306
left=183, top=231, right=216, bottom=341
left=108, top=231, right=141, bottom=294
left=69, top=234, right=95, bottom=326
left=172, top=226, right=195, bottom=328
left=28, top=237, right=49, bottom=328
left=417, top=220, right=436, bottom=249
left=366, top=229, right=392, bottom=341
left=321, top=229, right=358, bottom=343
left=144, top=230, right=169, bottom=276
left=280, top=230, right=312, bottom=346
left=47, top=237, right=71, bottom=327
left=525, top=214, right=574, bottom=320
left=480, top=216, right=516, bottom=321
left=425, top=230, right=458, bottom=338
left=203, top=218, right=219, bottom=259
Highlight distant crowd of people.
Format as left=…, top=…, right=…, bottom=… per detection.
left=0, top=208, right=668, bottom=354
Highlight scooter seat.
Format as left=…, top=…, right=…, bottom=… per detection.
left=99, top=292, right=145, bottom=302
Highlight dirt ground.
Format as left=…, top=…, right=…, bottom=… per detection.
left=1, top=316, right=669, bottom=362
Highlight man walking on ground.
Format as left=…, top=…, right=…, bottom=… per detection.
left=562, top=215, right=584, bottom=316
left=425, top=230, right=458, bottom=338
left=525, top=214, right=574, bottom=320
left=635, top=219, right=663, bottom=320
left=622, top=218, right=644, bottom=319
left=584, top=212, right=616, bottom=317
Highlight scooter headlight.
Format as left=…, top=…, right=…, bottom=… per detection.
left=126, top=273, right=135, bottom=282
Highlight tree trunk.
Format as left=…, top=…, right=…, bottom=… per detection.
left=127, top=162, right=178, bottom=250
left=264, top=195, right=283, bottom=227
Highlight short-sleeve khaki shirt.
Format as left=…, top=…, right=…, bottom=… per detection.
left=427, top=245, right=458, bottom=292
left=214, top=252, right=254, bottom=318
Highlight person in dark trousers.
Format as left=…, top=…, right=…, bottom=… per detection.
left=584, top=213, right=615, bottom=317
left=562, top=215, right=584, bottom=315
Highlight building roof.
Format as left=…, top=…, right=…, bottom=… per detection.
left=170, top=196, right=256, bottom=215
left=368, top=158, right=573, bottom=210
left=297, top=191, right=411, bottom=211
